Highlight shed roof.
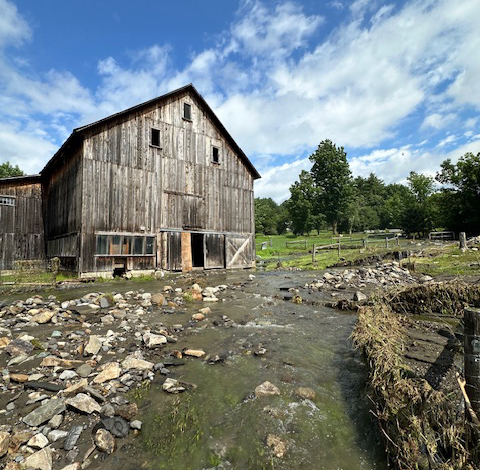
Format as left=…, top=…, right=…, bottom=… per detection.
left=42, top=84, right=260, bottom=179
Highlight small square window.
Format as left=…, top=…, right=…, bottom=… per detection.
left=183, top=103, right=192, bottom=121
left=151, top=128, right=160, bottom=147
left=110, top=235, right=122, bottom=255
left=133, top=236, right=144, bottom=255
left=0, top=195, right=15, bottom=206
left=212, top=146, right=220, bottom=164
left=146, top=237, right=155, bottom=255
left=97, top=235, right=108, bottom=255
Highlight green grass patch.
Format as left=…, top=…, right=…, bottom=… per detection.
left=411, top=245, right=480, bottom=276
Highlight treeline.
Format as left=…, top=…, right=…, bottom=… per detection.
left=255, top=140, right=480, bottom=237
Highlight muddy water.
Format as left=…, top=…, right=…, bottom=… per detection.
left=5, top=271, right=387, bottom=469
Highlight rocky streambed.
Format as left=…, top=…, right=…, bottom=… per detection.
left=0, top=264, right=421, bottom=470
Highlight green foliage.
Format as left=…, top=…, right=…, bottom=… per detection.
left=288, top=170, right=316, bottom=235
left=254, top=197, right=281, bottom=235
left=0, top=161, right=25, bottom=178
left=309, top=140, right=354, bottom=234
left=436, top=152, right=480, bottom=233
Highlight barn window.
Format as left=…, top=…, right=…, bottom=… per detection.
left=97, top=235, right=108, bottom=255
left=133, top=236, right=144, bottom=255
left=0, top=195, right=15, bottom=206
left=110, top=235, right=122, bottom=255
left=145, top=237, right=155, bottom=255
left=183, top=103, right=192, bottom=121
left=122, top=236, right=133, bottom=255
left=151, top=128, right=161, bottom=147
left=212, top=146, right=220, bottom=164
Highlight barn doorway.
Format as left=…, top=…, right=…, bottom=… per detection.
left=191, top=233, right=204, bottom=268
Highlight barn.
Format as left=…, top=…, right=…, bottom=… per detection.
left=0, top=84, right=260, bottom=277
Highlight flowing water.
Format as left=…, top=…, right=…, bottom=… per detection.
left=4, top=270, right=387, bottom=470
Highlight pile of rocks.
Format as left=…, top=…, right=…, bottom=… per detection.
left=305, top=263, right=420, bottom=292
left=0, top=281, right=228, bottom=470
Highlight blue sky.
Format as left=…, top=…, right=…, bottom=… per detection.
left=1, top=0, right=479, bottom=202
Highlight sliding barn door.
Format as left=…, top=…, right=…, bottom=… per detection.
left=225, top=235, right=253, bottom=269
left=204, top=233, right=225, bottom=269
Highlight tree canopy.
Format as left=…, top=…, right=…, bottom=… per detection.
left=0, top=162, right=25, bottom=178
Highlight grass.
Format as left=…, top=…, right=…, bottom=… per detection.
left=411, top=245, right=480, bottom=276
left=0, top=270, right=78, bottom=284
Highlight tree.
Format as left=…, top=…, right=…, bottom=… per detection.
left=276, top=201, right=290, bottom=235
left=401, top=172, right=436, bottom=237
left=288, top=171, right=316, bottom=235
left=0, top=162, right=25, bottom=178
left=254, top=198, right=279, bottom=235
left=309, top=140, right=354, bottom=234
left=436, top=152, right=480, bottom=233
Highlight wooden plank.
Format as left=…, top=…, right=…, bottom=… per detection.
left=204, top=233, right=225, bottom=269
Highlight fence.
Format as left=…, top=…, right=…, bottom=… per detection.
left=285, top=240, right=307, bottom=249
left=255, top=239, right=273, bottom=251
left=429, top=231, right=455, bottom=241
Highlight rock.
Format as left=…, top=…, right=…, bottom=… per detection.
left=93, top=362, right=121, bottom=384
left=10, top=373, right=29, bottom=383
left=0, top=337, right=11, bottom=348
left=5, top=339, right=33, bottom=356
left=99, top=296, right=114, bottom=309
left=199, top=307, right=211, bottom=315
left=420, top=275, right=433, bottom=283
left=130, top=420, right=142, bottom=430
left=94, top=429, right=115, bottom=454
left=295, top=387, right=316, bottom=400
left=192, top=313, right=205, bottom=321
left=27, top=433, right=49, bottom=449
left=31, top=311, right=55, bottom=324
left=152, top=293, right=167, bottom=306
left=23, top=398, right=66, bottom=427
left=40, top=357, right=82, bottom=368
left=25, top=381, right=64, bottom=392
left=101, top=416, right=129, bottom=438
left=75, top=364, right=92, bottom=378
left=101, top=404, right=115, bottom=417
left=84, top=336, right=103, bottom=356
left=61, top=379, right=88, bottom=397
left=254, top=381, right=280, bottom=397
left=184, top=349, right=205, bottom=357
left=22, top=447, right=52, bottom=470
left=48, top=414, right=63, bottom=429
left=63, top=425, right=83, bottom=451
left=116, top=403, right=138, bottom=420
left=267, top=434, right=287, bottom=458
left=203, top=296, right=218, bottom=302
left=67, top=393, right=101, bottom=414
left=47, top=430, right=68, bottom=442
left=0, top=431, right=11, bottom=457
left=143, top=333, right=167, bottom=348
left=121, top=355, right=154, bottom=371
left=59, top=464, right=81, bottom=470
left=353, top=291, right=367, bottom=302
left=162, top=378, right=186, bottom=394
left=59, top=370, right=77, bottom=380
left=11, top=430, right=33, bottom=447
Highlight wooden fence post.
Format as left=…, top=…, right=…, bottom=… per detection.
left=465, top=307, right=480, bottom=421
left=385, top=237, right=389, bottom=249
left=337, top=242, right=340, bottom=257
left=460, top=232, right=467, bottom=251
left=396, top=237, right=399, bottom=247
left=312, top=244, right=316, bottom=263
left=363, top=239, right=366, bottom=249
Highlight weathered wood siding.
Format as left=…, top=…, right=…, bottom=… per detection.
left=43, top=146, right=83, bottom=269
left=80, top=89, right=255, bottom=272
left=0, top=179, right=45, bottom=269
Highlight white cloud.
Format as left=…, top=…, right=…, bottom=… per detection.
left=438, top=135, right=457, bottom=147
left=0, top=0, right=30, bottom=48
left=421, top=113, right=456, bottom=130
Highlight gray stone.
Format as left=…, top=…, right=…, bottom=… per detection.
left=99, top=296, right=114, bottom=309
left=47, top=429, right=68, bottom=442
left=48, top=414, right=63, bottom=429
left=66, top=393, right=101, bottom=414
left=101, top=416, right=129, bottom=438
left=353, top=291, right=367, bottom=302
left=94, top=429, right=115, bottom=454
left=143, top=333, right=167, bottom=348
left=84, top=336, right=102, bottom=356
left=64, top=425, right=83, bottom=450
left=27, top=432, right=49, bottom=449
left=5, top=338, right=33, bottom=356
left=0, top=431, right=10, bottom=457
left=254, top=381, right=280, bottom=397
left=162, top=378, right=186, bottom=394
left=22, top=447, right=52, bottom=470
left=130, top=420, right=142, bottom=430
left=75, top=364, right=92, bottom=378
left=23, top=398, right=66, bottom=427
left=121, top=355, right=154, bottom=371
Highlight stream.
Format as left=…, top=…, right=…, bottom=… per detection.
left=2, top=270, right=387, bottom=470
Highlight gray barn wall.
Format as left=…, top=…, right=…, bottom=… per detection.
left=0, top=178, right=45, bottom=270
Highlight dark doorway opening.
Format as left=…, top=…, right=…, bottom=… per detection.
left=113, top=259, right=127, bottom=278
left=191, top=233, right=204, bottom=268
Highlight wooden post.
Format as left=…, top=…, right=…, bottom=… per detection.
left=396, top=236, right=399, bottom=247
left=337, top=242, right=340, bottom=257
left=363, top=239, right=366, bottom=249
left=385, top=237, right=389, bottom=249
left=465, top=307, right=480, bottom=421
left=460, top=232, right=467, bottom=251
left=312, top=244, right=316, bottom=263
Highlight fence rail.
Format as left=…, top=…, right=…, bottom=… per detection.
left=285, top=240, right=307, bottom=249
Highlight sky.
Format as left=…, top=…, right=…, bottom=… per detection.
left=0, top=0, right=479, bottom=202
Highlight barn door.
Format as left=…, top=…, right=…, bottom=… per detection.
left=225, top=235, right=253, bottom=269
left=167, top=232, right=182, bottom=271
left=204, top=234, right=225, bottom=269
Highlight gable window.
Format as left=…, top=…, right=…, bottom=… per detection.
left=151, top=128, right=161, bottom=147
left=0, top=195, right=15, bottom=206
left=183, top=102, right=192, bottom=121
left=212, top=146, right=220, bottom=164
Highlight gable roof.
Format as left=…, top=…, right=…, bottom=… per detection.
left=42, top=84, right=260, bottom=179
